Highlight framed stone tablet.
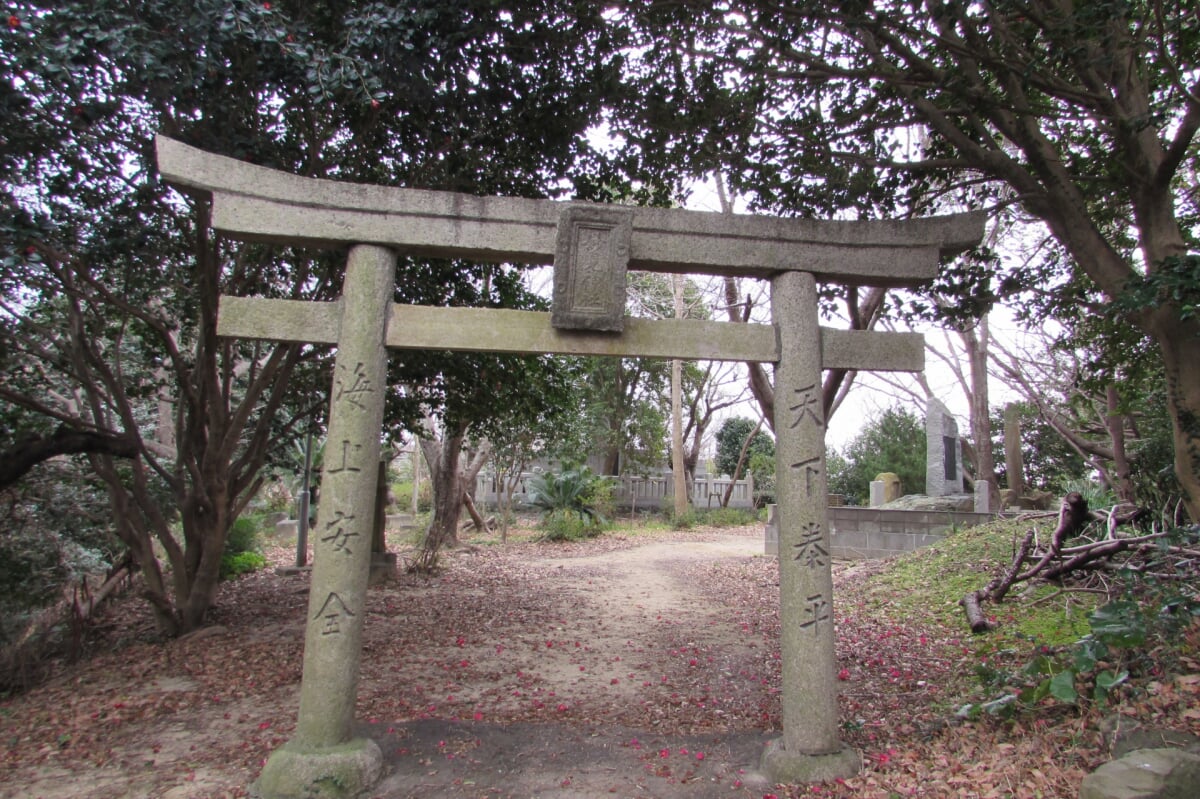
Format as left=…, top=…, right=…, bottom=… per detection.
left=551, top=205, right=633, bottom=332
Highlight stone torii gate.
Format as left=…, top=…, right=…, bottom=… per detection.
left=157, top=136, right=982, bottom=798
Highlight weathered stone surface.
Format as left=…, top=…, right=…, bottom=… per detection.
left=551, top=205, right=632, bottom=332
left=769, top=270, right=856, bottom=776
left=873, top=472, right=902, bottom=503
left=764, top=504, right=779, bottom=555
left=926, top=399, right=962, bottom=497
left=156, top=135, right=984, bottom=285
left=880, top=494, right=976, bottom=512
left=267, top=244, right=394, bottom=799
left=761, top=739, right=860, bottom=784
left=1079, top=748, right=1200, bottom=799
left=219, top=298, right=928, bottom=370
left=1103, top=719, right=1200, bottom=759
left=974, top=479, right=992, bottom=513
left=253, top=737, right=383, bottom=799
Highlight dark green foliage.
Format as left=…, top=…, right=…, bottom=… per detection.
left=828, top=406, right=926, bottom=504
left=527, top=466, right=608, bottom=523
left=219, top=515, right=265, bottom=580
left=714, top=417, right=773, bottom=479
left=1113, top=256, right=1200, bottom=323
left=0, top=461, right=120, bottom=644
left=573, top=356, right=670, bottom=477
left=220, top=551, right=267, bottom=579
left=622, top=0, right=1200, bottom=521
left=527, top=465, right=609, bottom=541
left=1, top=0, right=629, bottom=631
left=747, top=451, right=775, bottom=507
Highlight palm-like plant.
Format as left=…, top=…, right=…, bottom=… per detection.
left=526, top=466, right=606, bottom=527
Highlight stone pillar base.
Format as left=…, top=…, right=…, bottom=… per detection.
left=761, top=739, right=860, bottom=784
left=369, top=553, right=397, bottom=586
left=253, top=737, right=383, bottom=799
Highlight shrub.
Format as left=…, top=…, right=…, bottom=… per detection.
left=961, top=525, right=1200, bottom=718
left=668, top=508, right=699, bottom=530
left=220, top=551, right=267, bottom=578
left=220, top=515, right=265, bottom=579
left=528, top=466, right=608, bottom=540
left=539, top=513, right=596, bottom=542
left=393, top=480, right=432, bottom=512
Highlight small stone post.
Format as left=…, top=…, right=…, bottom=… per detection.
left=1003, top=403, right=1025, bottom=497
left=974, top=480, right=992, bottom=514
left=869, top=480, right=886, bottom=507
left=256, top=245, right=395, bottom=799
left=763, top=271, right=859, bottom=781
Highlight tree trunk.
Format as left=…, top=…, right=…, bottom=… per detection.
left=670, top=274, right=688, bottom=518
left=962, top=316, right=1000, bottom=508
left=176, top=484, right=232, bottom=634
left=463, top=491, right=488, bottom=531
left=421, top=430, right=493, bottom=555
left=722, top=418, right=763, bottom=508
left=1105, top=385, right=1137, bottom=504
left=1155, top=319, right=1200, bottom=522
left=423, top=431, right=465, bottom=552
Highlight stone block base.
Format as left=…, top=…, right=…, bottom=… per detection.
left=761, top=738, right=860, bottom=784
left=369, top=553, right=397, bottom=585
left=253, top=737, right=383, bottom=799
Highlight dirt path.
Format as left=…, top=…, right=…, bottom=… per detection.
left=369, top=533, right=775, bottom=798
left=2, top=529, right=782, bottom=799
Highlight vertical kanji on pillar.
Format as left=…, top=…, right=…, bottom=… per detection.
left=295, top=244, right=395, bottom=748
left=765, top=270, right=860, bottom=781
left=255, top=244, right=395, bottom=799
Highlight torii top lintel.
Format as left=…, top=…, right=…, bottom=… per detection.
left=155, top=136, right=983, bottom=288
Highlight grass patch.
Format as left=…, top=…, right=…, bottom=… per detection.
left=863, top=517, right=1102, bottom=648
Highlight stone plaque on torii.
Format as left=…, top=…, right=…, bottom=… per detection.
left=156, top=136, right=982, bottom=798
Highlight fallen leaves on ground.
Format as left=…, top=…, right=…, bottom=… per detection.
left=1, top=523, right=1197, bottom=798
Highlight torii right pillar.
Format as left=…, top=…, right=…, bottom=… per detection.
left=763, top=269, right=861, bottom=781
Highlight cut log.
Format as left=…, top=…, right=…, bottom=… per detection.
left=960, top=592, right=991, bottom=633
left=960, top=493, right=1094, bottom=634
left=991, top=529, right=1036, bottom=604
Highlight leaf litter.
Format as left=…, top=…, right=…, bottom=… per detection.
left=1, top=523, right=1198, bottom=798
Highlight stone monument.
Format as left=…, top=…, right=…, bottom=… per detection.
left=156, top=135, right=983, bottom=796
left=926, top=399, right=964, bottom=497
left=870, top=472, right=902, bottom=506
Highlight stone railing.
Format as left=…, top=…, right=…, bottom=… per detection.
left=475, top=471, right=755, bottom=511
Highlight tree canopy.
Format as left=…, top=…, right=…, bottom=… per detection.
left=622, top=0, right=1200, bottom=519
left=0, top=0, right=628, bottom=632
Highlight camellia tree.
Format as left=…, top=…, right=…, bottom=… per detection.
left=620, top=1, right=1200, bottom=520
left=0, top=0, right=628, bottom=634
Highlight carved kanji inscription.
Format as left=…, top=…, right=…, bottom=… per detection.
left=792, top=523, right=829, bottom=569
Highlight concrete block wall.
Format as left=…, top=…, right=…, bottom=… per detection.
left=764, top=505, right=992, bottom=559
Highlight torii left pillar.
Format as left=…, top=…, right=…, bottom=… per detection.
left=255, top=244, right=395, bottom=798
